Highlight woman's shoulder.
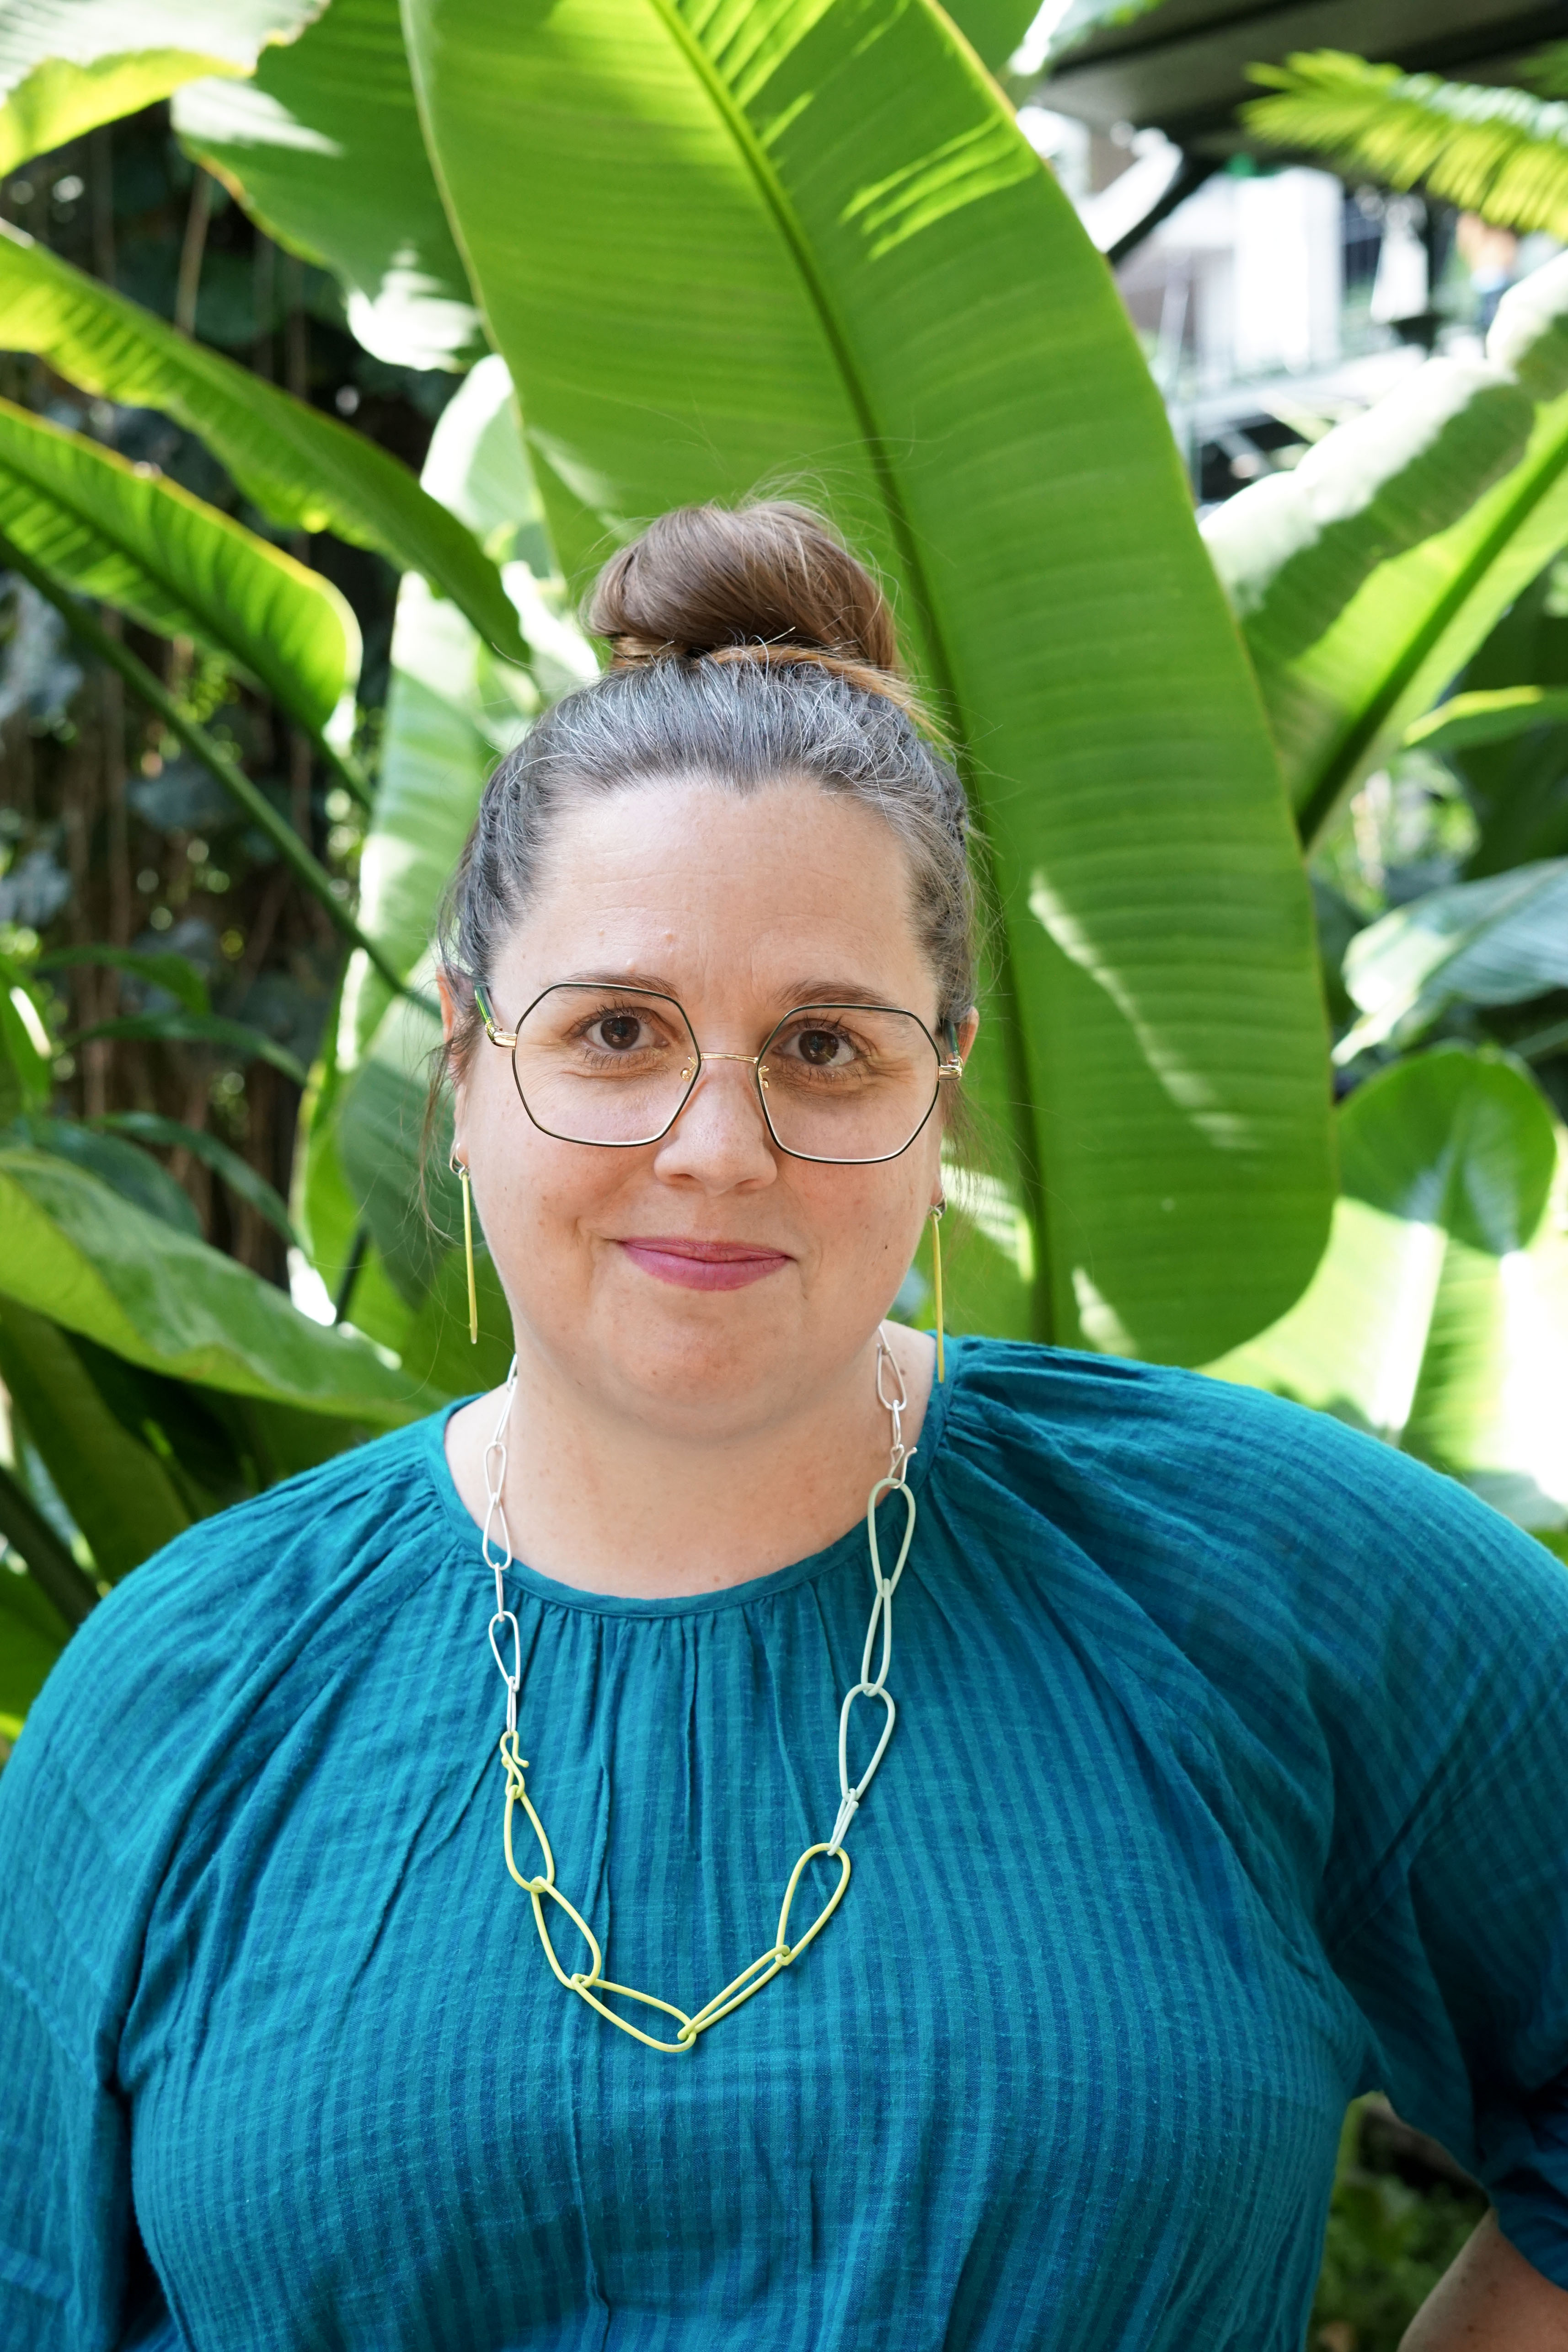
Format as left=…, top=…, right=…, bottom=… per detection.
left=944, top=1331, right=1551, bottom=1567
left=939, top=1334, right=1568, bottom=1709
left=8, top=1408, right=463, bottom=1796
left=940, top=1337, right=1568, bottom=1898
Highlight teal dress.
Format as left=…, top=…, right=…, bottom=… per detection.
left=2, top=1339, right=1567, bottom=2349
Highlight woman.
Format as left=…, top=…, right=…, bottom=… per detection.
left=1, top=502, right=1566, bottom=2352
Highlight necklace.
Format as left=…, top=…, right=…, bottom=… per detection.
left=481, top=1333, right=918, bottom=2054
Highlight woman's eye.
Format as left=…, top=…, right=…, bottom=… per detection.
left=592, top=1013, right=646, bottom=1052
left=791, top=1027, right=852, bottom=1068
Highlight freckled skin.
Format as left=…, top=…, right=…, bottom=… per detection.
left=442, top=778, right=977, bottom=1601
left=1397, top=2215, right=1568, bottom=2350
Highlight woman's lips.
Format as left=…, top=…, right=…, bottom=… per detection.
left=617, top=1237, right=792, bottom=1291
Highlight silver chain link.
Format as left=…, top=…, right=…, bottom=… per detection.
left=482, top=1333, right=915, bottom=1847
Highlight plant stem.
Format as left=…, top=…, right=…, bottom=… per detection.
left=332, top=1224, right=369, bottom=1324
left=0, top=1459, right=99, bottom=1627
left=0, top=526, right=428, bottom=1011
left=174, top=170, right=213, bottom=338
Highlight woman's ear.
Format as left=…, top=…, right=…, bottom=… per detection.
left=956, top=1006, right=979, bottom=1065
left=437, top=969, right=460, bottom=1046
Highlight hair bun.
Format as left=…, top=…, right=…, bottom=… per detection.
left=586, top=500, right=901, bottom=675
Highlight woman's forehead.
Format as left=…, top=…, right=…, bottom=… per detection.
left=504, top=780, right=929, bottom=1003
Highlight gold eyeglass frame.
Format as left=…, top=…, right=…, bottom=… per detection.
left=473, top=981, right=963, bottom=1166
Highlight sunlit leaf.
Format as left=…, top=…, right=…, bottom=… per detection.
left=0, top=0, right=323, bottom=176
left=174, top=0, right=484, bottom=373
left=1206, top=255, right=1568, bottom=844
left=0, top=394, right=359, bottom=732
left=0, top=224, right=527, bottom=664
left=1209, top=1046, right=1568, bottom=1547
left=1205, top=360, right=1531, bottom=670
left=1406, top=684, right=1568, bottom=756
left=1245, top=51, right=1568, bottom=241
left=404, top=0, right=1334, bottom=1364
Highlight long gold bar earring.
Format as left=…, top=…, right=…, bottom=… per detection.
left=451, top=1153, right=479, bottom=1345
left=930, top=1200, right=947, bottom=1384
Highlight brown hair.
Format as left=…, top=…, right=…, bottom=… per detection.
left=438, top=499, right=977, bottom=1065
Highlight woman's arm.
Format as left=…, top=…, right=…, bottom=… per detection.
left=1401, top=2214, right=1568, bottom=2350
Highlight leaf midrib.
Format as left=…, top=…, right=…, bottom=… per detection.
left=642, top=0, right=1054, bottom=1337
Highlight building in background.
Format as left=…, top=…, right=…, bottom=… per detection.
left=1015, top=0, right=1561, bottom=508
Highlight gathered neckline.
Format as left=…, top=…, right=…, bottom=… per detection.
left=417, top=1337, right=967, bottom=1620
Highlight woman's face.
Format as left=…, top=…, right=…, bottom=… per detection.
left=446, top=777, right=972, bottom=1441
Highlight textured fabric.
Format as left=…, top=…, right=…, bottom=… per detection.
left=3, top=1338, right=1568, bottom=2352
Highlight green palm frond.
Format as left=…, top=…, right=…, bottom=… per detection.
left=1243, top=50, right=1568, bottom=239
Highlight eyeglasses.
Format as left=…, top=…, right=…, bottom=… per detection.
left=474, top=982, right=963, bottom=1165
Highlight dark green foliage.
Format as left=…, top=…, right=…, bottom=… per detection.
left=1311, top=2101, right=1487, bottom=2351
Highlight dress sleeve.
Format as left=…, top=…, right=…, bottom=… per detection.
left=1325, top=1509, right=1568, bottom=2288
left=0, top=1602, right=179, bottom=2351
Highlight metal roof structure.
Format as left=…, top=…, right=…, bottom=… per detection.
left=1041, top=0, right=1564, bottom=153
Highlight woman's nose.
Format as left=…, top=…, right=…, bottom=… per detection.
left=652, top=1056, right=777, bottom=1186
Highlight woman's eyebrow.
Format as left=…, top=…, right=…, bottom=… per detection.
left=547, top=971, right=900, bottom=1008
left=782, top=979, right=898, bottom=1007
left=552, top=968, right=682, bottom=994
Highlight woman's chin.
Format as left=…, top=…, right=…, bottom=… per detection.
left=576, top=1284, right=819, bottom=1422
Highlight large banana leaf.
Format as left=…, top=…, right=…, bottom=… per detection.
left=0, top=0, right=321, bottom=175
left=1203, top=360, right=1532, bottom=802
left=0, top=1299, right=189, bottom=1580
left=0, top=1145, right=422, bottom=1419
left=404, top=0, right=1334, bottom=1365
left=298, top=364, right=513, bottom=1328
left=1210, top=1045, right=1568, bottom=1545
left=300, top=359, right=591, bottom=1335
left=0, top=225, right=526, bottom=664
left=1207, top=256, right=1568, bottom=847
left=1338, top=860, right=1568, bottom=1061
left=340, top=358, right=589, bottom=1057
left=0, top=394, right=358, bottom=731
left=174, top=0, right=484, bottom=373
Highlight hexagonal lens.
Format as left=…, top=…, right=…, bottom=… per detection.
left=511, top=985, right=698, bottom=1145
left=757, top=1005, right=940, bottom=1163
